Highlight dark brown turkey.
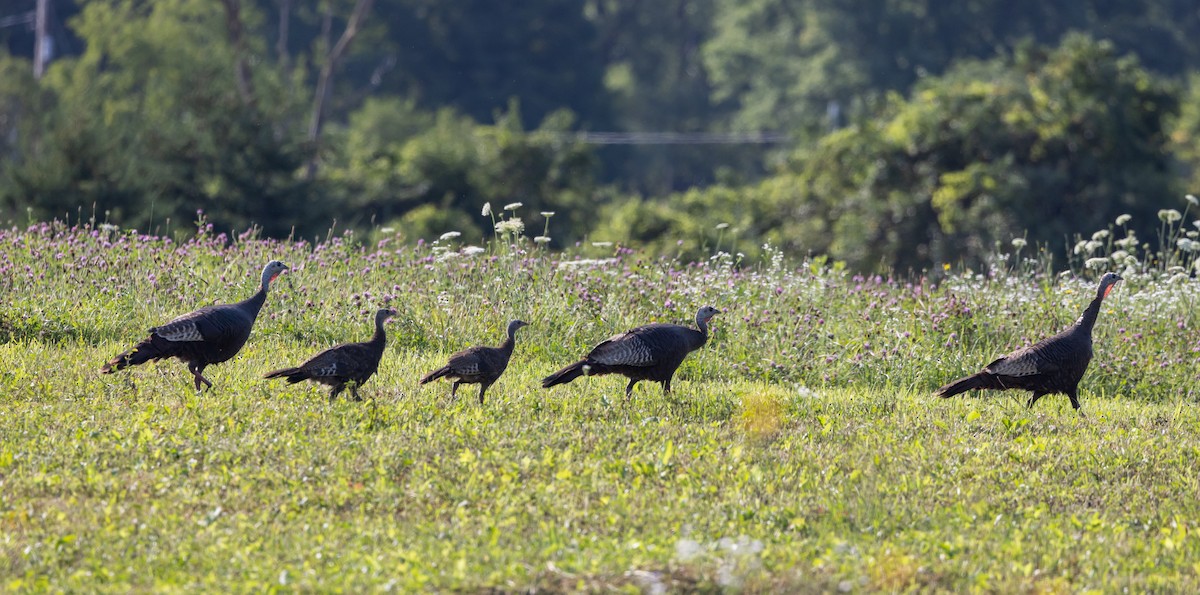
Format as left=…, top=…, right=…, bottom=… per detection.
left=419, top=319, right=528, bottom=404
left=264, top=308, right=397, bottom=401
left=101, top=260, right=289, bottom=391
left=935, top=272, right=1122, bottom=412
left=542, top=305, right=721, bottom=400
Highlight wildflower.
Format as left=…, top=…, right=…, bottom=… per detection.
left=504, top=202, right=524, bottom=211
left=1116, top=214, right=1132, bottom=226
left=1187, top=194, right=1199, bottom=207
left=540, top=211, right=556, bottom=218
left=592, top=241, right=613, bottom=248
left=481, top=202, right=493, bottom=217
left=1115, top=235, right=1139, bottom=249
left=715, top=222, right=730, bottom=230
left=1091, top=230, right=1109, bottom=241
left=381, top=227, right=395, bottom=234
left=1011, top=238, right=1027, bottom=249
left=439, top=231, right=461, bottom=241
left=462, top=246, right=486, bottom=256
left=1085, top=257, right=1110, bottom=270
left=1159, top=209, right=1182, bottom=223
left=1170, top=273, right=1190, bottom=285
left=534, top=236, right=551, bottom=244
left=1178, top=238, right=1197, bottom=252
left=495, top=218, right=524, bottom=235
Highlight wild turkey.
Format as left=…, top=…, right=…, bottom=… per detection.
left=542, top=305, right=721, bottom=400
left=935, top=272, right=1122, bottom=412
left=264, top=308, right=397, bottom=401
left=419, top=319, right=529, bottom=404
left=101, top=260, right=290, bottom=391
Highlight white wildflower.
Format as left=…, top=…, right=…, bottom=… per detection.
left=439, top=231, right=461, bottom=241
left=715, top=222, right=730, bottom=230
left=1073, top=240, right=1090, bottom=255
left=1159, top=209, right=1182, bottom=223
left=99, top=223, right=119, bottom=232
left=1085, top=257, right=1110, bottom=270
left=1115, top=214, right=1132, bottom=226
left=462, top=246, right=486, bottom=256
left=1178, top=238, right=1197, bottom=252
left=1115, top=235, right=1139, bottom=249
left=1123, top=255, right=1140, bottom=267
left=503, top=201, right=524, bottom=211
left=1170, top=273, right=1190, bottom=285
left=1091, top=230, right=1109, bottom=241
left=1085, top=240, right=1104, bottom=254
left=481, top=202, right=492, bottom=217
left=1011, top=238, right=1027, bottom=249
left=534, top=236, right=551, bottom=244
left=1111, top=250, right=1128, bottom=262
left=591, top=241, right=613, bottom=248
left=1187, top=194, right=1199, bottom=207
left=380, top=227, right=395, bottom=234
left=494, top=218, right=524, bottom=235
left=540, top=211, right=556, bottom=218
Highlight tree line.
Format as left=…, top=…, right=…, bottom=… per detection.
left=1, top=0, right=1199, bottom=271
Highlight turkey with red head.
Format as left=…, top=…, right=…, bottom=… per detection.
left=935, top=272, right=1122, bottom=413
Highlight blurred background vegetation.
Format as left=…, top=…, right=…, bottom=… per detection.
left=2, top=0, right=1200, bottom=272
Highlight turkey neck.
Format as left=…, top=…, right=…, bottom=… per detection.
left=238, top=280, right=271, bottom=320
left=1072, top=287, right=1110, bottom=334
left=691, top=315, right=712, bottom=349
left=369, top=314, right=389, bottom=347
left=499, top=327, right=518, bottom=355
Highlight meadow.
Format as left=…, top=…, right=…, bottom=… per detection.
left=2, top=205, right=1200, bottom=592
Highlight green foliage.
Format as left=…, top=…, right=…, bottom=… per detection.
left=631, top=35, right=1180, bottom=271
left=1172, top=74, right=1200, bottom=193
left=2, top=0, right=313, bottom=236
left=324, top=101, right=597, bottom=244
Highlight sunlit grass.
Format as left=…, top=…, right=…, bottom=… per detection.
left=1, top=211, right=1199, bottom=591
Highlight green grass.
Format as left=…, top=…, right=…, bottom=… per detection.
left=2, top=218, right=1200, bottom=592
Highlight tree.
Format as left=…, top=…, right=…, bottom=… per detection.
left=1, top=0, right=317, bottom=235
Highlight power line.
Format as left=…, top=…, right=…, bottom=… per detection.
left=570, top=131, right=788, bottom=145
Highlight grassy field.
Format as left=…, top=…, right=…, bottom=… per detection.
left=2, top=210, right=1200, bottom=592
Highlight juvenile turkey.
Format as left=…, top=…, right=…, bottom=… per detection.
left=264, top=308, right=396, bottom=401
left=542, top=305, right=720, bottom=400
left=101, top=260, right=289, bottom=391
left=420, top=319, right=528, bottom=404
left=934, top=272, right=1122, bottom=412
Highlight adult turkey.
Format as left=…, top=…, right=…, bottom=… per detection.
left=542, top=305, right=721, bottom=400
left=101, top=260, right=289, bottom=391
left=419, top=319, right=528, bottom=404
left=264, top=308, right=397, bottom=401
left=934, top=272, right=1122, bottom=412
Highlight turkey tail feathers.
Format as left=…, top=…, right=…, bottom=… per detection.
left=934, top=373, right=988, bottom=399
left=542, top=361, right=586, bottom=388
left=263, top=367, right=308, bottom=384
left=419, top=366, right=451, bottom=385
left=100, top=338, right=167, bottom=373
